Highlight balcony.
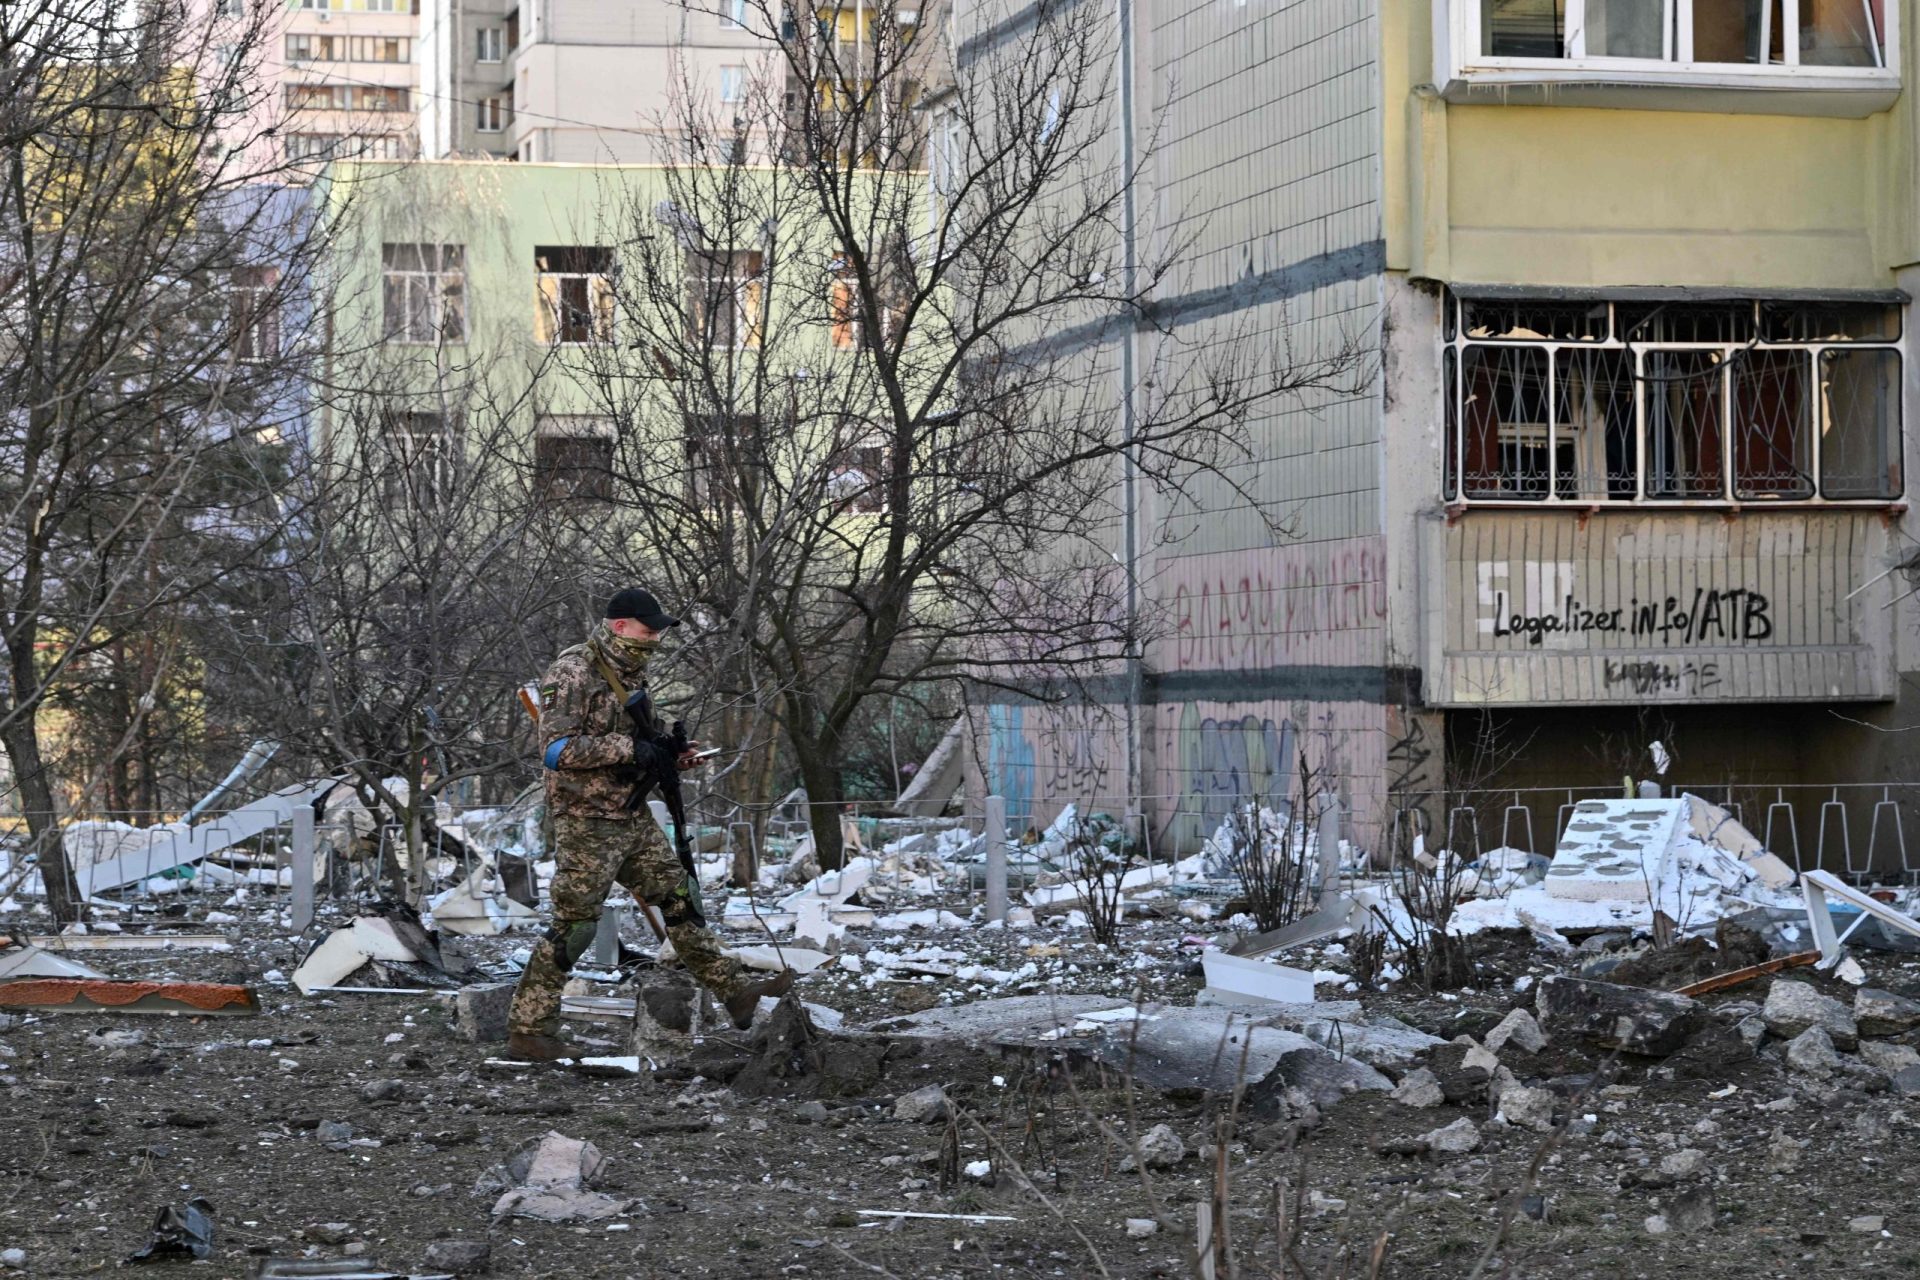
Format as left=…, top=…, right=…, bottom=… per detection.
left=1435, top=0, right=1900, bottom=114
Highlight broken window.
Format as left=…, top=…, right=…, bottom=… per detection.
left=534, top=418, right=614, bottom=502
left=534, top=246, right=614, bottom=345
left=1445, top=294, right=1901, bottom=505
left=1476, top=0, right=1888, bottom=64
left=686, top=250, right=763, bottom=349
left=229, top=265, right=280, bottom=363
left=382, top=244, right=466, bottom=344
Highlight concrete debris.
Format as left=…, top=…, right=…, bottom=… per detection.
left=1761, top=980, right=1858, bottom=1050
left=1117, top=1124, right=1185, bottom=1172
left=1496, top=1085, right=1557, bottom=1132
left=1484, top=1007, right=1546, bottom=1055
left=291, top=909, right=454, bottom=996
left=0, top=977, right=258, bottom=1016
left=1659, top=1148, right=1709, bottom=1180
left=1854, top=986, right=1920, bottom=1038
left=1860, top=1040, right=1920, bottom=1073
left=1892, top=1065, right=1920, bottom=1096
left=1421, top=1117, right=1482, bottom=1156
left=1683, top=793, right=1795, bottom=889
left=0, top=942, right=109, bottom=982
left=1764, top=1126, right=1807, bottom=1172
left=1390, top=1067, right=1445, bottom=1108
left=1124, top=1218, right=1159, bottom=1239
left=1785, top=1026, right=1842, bottom=1078
left=429, top=871, right=538, bottom=937
left=420, top=1240, right=489, bottom=1277
left=1199, top=950, right=1315, bottom=1005
left=490, top=1132, right=630, bottom=1224
left=453, top=982, right=515, bottom=1044
left=1848, top=1215, right=1886, bottom=1234
left=1667, top=1186, right=1716, bottom=1233
left=891, top=1084, right=949, bottom=1123
left=1536, top=976, right=1701, bottom=1056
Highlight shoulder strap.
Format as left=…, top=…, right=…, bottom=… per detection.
left=588, top=651, right=629, bottom=702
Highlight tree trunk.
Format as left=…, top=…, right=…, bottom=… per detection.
left=795, top=747, right=846, bottom=872
left=1, top=717, right=83, bottom=925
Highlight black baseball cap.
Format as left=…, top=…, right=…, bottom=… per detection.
left=605, top=588, right=679, bottom=630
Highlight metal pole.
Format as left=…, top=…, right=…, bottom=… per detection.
left=592, top=902, right=620, bottom=967
left=289, top=805, right=315, bottom=933
left=985, top=793, right=1008, bottom=923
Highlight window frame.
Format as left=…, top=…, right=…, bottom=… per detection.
left=687, top=249, right=764, bottom=349
left=533, top=246, right=616, bottom=346
left=477, top=26, right=504, bottom=62
left=1437, top=0, right=1902, bottom=99
left=533, top=417, right=615, bottom=502
left=477, top=95, right=505, bottom=132
left=381, top=244, right=468, bottom=345
left=1442, top=292, right=1905, bottom=508
left=382, top=410, right=463, bottom=510
left=229, top=265, right=281, bottom=364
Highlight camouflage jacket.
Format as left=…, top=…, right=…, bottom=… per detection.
left=538, top=638, right=662, bottom=820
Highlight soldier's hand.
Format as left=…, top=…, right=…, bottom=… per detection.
left=676, top=740, right=705, bottom=771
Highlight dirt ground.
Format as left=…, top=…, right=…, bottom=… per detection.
left=4, top=908, right=1920, bottom=1279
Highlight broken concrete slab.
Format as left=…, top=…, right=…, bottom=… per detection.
left=728, top=945, right=830, bottom=976
left=1683, top=793, right=1794, bottom=890
left=1496, top=1085, right=1556, bottom=1132
left=429, top=871, right=538, bottom=937
left=1762, top=980, right=1858, bottom=1050
left=1545, top=799, right=1687, bottom=904
left=1859, top=1040, right=1920, bottom=1073
left=1855, top=987, right=1920, bottom=1038
left=1421, top=1117, right=1482, bottom=1156
left=490, top=1132, right=630, bottom=1224
left=1536, top=976, right=1701, bottom=1056
left=1117, top=1124, right=1184, bottom=1171
left=1296, top=1013, right=1446, bottom=1074
left=1786, top=1026, right=1842, bottom=1077
left=1390, top=1068, right=1444, bottom=1108
left=892, top=1084, right=949, bottom=1123
left=1079, top=1006, right=1391, bottom=1109
left=291, top=930, right=375, bottom=996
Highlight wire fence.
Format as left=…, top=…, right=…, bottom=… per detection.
left=7, top=777, right=1920, bottom=927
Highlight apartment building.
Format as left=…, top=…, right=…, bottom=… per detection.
left=961, top=0, right=1920, bottom=859
left=416, top=0, right=765, bottom=162
left=203, top=0, right=420, bottom=170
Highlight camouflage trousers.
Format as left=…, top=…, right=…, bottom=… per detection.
left=509, top=812, right=746, bottom=1038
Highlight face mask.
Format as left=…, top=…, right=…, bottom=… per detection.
left=597, top=620, right=660, bottom=665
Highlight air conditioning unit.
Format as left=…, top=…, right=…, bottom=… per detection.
left=317, top=10, right=330, bottom=20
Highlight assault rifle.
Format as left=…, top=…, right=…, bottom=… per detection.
left=622, top=689, right=698, bottom=879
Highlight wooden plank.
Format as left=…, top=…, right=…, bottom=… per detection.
left=1671, top=951, right=1820, bottom=997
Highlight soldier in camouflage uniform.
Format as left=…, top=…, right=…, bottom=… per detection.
left=507, top=588, right=792, bottom=1061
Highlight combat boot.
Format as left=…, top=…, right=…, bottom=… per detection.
left=723, top=968, right=796, bottom=1030
left=505, top=1031, right=573, bottom=1062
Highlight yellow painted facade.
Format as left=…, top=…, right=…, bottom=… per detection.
left=1382, top=0, right=1920, bottom=289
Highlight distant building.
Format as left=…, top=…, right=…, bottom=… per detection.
left=201, top=0, right=421, bottom=174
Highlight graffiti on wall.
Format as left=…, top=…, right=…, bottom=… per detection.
left=1160, top=537, right=1390, bottom=671
left=984, top=702, right=1124, bottom=833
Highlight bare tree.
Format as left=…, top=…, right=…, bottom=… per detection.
left=0, top=1, right=340, bottom=921
left=577, top=0, right=1373, bottom=870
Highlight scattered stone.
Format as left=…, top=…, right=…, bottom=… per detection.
left=1855, top=988, right=1920, bottom=1039
left=891, top=1085, right=948, bottom=1124
left=1306, top=1190, right=1347, bottom=1216
left=307, top=1223, right=352, bottom=1246
left=0, top=1249, right=23, bottom=1271
left=422, top=1239, right=491, bottom=1274
left=1659, top=1148, right=1708, bottom=1181
left=1536, top=977, right=1701, bottom=1056
left=1668, top=1186, right=1716, bottom=1233
left=1762, top=981, right=1858, bottom=1051
left=1892, top=1065, right=1920, bottom=1097
left=963, top=1159, right=991, bottom=1180
left=1764, top=1126, right=1806, bottom=1172
left=1860, top=1041, right=1920, bottom=1074
left=1496, top=1086, right=1556, bottom=1133
left=1124, top=1218, right=1158, bottom=1239
left=491, top=1131, right=630, bottom=1224
left=1390, top=1068, right=1444, bottom=1108
left=454, top=982, right=516, bottom=1044
left=1836, top=957, right=1868, bottom=986
left=1785, top=1026, right=1841, bottom=1078
left=360, top=1079, right=407, bottom=1102
left=794, top=1101, right=830, bottom=1125
left=1850, top=1216, right=1886, bottom=1234
left=1484, top=1008, right=1545, bottom=1055
left=1422, top=1043, right=1493, bottom=1103
left=1644, top=1215, right=1669, bottom=1235
left=1421, top=1117, right=1482, bottom=1157
left=315, top=1120, right=353, bottom=1144
left=1458, top=1038, right=1501, bottom=1075
left=1119, top=1124, right=1186, bottom=1172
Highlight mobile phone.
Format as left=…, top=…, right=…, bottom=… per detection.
left=687, top=746, right=723, bottom=763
